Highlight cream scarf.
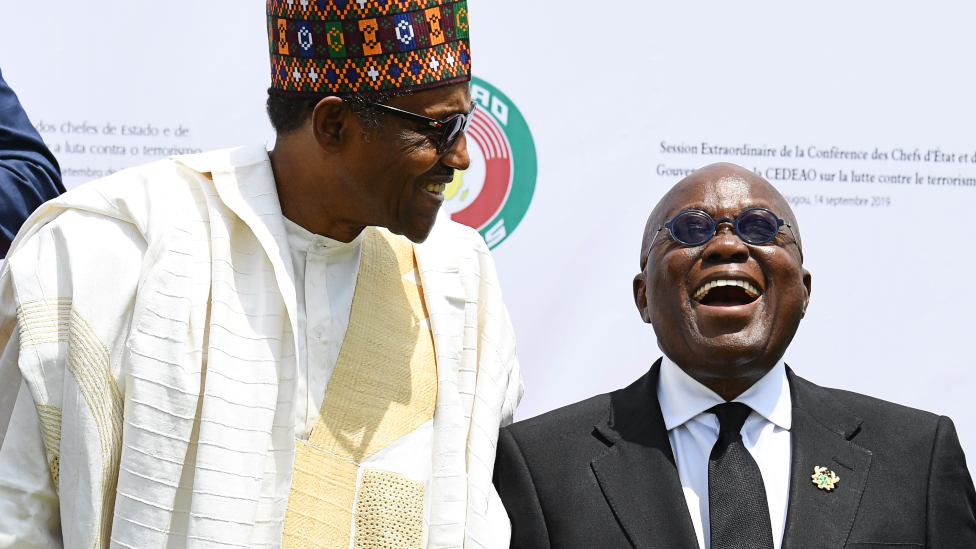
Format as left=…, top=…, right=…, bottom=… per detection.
left=0, top=145, right=522, bottom=548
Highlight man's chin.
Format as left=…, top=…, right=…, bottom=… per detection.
left=399, top=217, right=438, bottom=244
left=689, top=328, right=769, bottom=364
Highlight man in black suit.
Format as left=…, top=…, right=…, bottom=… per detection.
left=494, top=163, right=976, bottom=549
left=0, top=67, right=64, bottom=258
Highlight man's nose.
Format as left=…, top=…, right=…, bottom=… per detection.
left=703, top=223, right=750, bottom=263
left=442, top=133, right=471, bottom=171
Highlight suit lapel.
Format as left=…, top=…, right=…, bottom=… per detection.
left=591, top=361, right=701, bottom=549
left=782, top=369, right=872, bottom=549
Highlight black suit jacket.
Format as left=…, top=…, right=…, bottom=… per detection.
left=0, top=67, right=64, bottom=257
left=494, top=360, right=976, bottom=548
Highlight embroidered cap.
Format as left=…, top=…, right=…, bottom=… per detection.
left=267, top=0, right=472, bottom=97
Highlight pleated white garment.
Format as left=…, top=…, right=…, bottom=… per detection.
left=0, top=145, right=523, bottom=549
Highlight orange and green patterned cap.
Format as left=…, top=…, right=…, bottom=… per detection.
left=267, top=0, right=472, bottom=97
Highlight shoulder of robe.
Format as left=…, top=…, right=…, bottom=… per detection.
left=41, top=145, right=268, bottom=245
left=172, top=144, right=270, bottom=175
left=414, top=210, right=492, bottom=267
left=430, top=212, right=494, bottom=268
left=428, top=212, right=487, bottom=247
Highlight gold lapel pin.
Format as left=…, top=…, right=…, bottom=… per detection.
left=812, top=466, right=840, bottom=491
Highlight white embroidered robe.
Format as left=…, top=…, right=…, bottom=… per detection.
left=0, top=145, right=522, bottom=549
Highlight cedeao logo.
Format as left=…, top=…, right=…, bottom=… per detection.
left=444, top=77, right=537, bottom=249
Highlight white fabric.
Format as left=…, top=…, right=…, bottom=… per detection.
left=657, top=356, right=792, bottom=549
left=0, top=382, right=61, bottom=548
left=0, top=145, right=523, bottom=549
left=282, top=217, right=362, bottom=440
left=0, top=211, right=364, bottom=542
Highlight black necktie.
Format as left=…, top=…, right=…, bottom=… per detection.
left=707, top=402, right=774, bottom=549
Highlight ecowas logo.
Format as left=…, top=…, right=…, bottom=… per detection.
left=444, top=77, right=537, bottom=249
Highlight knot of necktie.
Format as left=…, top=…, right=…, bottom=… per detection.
left=709, top=401, right=752, bottom=436
left=708, top=402, right=753, bottom=458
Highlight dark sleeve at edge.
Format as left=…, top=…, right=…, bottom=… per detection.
left=0, top=68, right=64, bottom=254
left=494, top=426, right=551, bottom=549
left=925, top=415, right=976, bottom=548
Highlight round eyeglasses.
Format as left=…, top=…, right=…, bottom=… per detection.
left=649, top=207, right=803, bottom=262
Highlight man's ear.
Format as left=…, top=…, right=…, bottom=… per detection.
left=801, top=268, right=812, bottom=319
left=311, top=96, right=354, bottom=153
left=633, top=272, right=652, bottom=324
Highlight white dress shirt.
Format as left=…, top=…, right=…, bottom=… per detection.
left=657, top=356, right=793, bottom=549
left=283, top=217, right=363, bottom=440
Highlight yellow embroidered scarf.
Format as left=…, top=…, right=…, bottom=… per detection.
left=283, top=227, right=438, bottom=549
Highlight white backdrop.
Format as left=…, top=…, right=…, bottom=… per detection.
left=2, top=1, right=974, bottom=461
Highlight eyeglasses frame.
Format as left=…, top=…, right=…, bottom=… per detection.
left=648, top=207, right=803, bottom=264
left=360, top=101, right=477, bottom=154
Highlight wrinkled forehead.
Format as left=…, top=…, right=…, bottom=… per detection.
left=663, top=175, right=784, bottom=219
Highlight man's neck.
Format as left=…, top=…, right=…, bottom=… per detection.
left=696, top=374, right=768, bottom=402
left=664, top=354, right=780, bottom=402
left=269, top=139, right=365, bottom=243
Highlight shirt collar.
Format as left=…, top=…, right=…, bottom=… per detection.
left=283, top=217, right=363, bottom=259
left=657, top=355, right=792, bottom=431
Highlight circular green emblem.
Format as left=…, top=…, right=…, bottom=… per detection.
left=443, top=77, right=537, bottom=248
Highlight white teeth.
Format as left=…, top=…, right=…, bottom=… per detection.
left=425, top=183, right=447, bottom=194
left=693, top=279, right=761, bottom=301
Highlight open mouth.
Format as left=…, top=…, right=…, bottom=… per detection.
left=424, top=182, right=447, bottom=195
left=694, top=279, right=761, bottom=307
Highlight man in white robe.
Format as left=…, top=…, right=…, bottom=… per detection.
left=0, top=2, right=521, bottom=547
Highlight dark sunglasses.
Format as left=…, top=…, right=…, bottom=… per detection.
left=649, top=207, right=803, bottom=262
left=362, top=101, right=477, bottom=154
